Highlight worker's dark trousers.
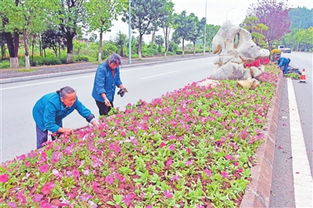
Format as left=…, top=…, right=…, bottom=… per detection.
left=95, top=100, right=113, bottom=116
left=36, top=125, right=48, bottom=149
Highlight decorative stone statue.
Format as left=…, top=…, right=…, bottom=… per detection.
left=209, top=21, right=270, bottom=81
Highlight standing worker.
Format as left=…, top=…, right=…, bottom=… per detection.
left=92, top=53, right=128, bottom=116
left=33, top=86, right=98, bottom=148
left=278, top=57, right=291, bottom=74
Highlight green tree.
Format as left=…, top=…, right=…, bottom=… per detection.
left=155, top=35, right=164, bottom=52
left=241, top=15, right=269, bottom=47
left=159, top=0, right=174, bottom=56
left=289, top=7, right=313, bottom=29
left=114, top=31, right=127, bottom=56
left=0, top=0, right=21, bottom=68
left=187, top=14, right=205, bottom=55
left=123, top=0, right=169, bottom=59
left=58, top=0, right=86, bottom=63
left=85, top=0, right=126, bottom=63
left=204, top=24, right=220, bottom=51
left=173, top=11, right=194, bottom=55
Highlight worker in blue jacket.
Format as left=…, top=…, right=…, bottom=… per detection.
left=33, top=86, right=98, bottom=148
left=92, top=53, right=128, bottom=116
left=278, top=57, right=291, bottom=74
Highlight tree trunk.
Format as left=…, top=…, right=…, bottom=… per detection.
left=39, top=34, right=43, bottom=57
left=23, top=29, right=30, bottom=68
left=121, top=46, right=124, bottom=57
left=193, top=42, right=196, bottom=55
left=5, top=31, right=19, bottom=68
left=1, top=44, right=5, bottom=60
left=138, top=34, right=143, bottom=59
left=163, top=27, right=170, bottom=56
left=182, top=39, right=185, bottom=56
left=31, top=35, right=35, bottom=64
left=66, top=35, right=74, bottom=63
left=98, top=31, right=103, bottom=63
left=151, top=30, right=156, bottom=44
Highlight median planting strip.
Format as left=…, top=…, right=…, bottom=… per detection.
left=0, top=65, right=280, bottom=207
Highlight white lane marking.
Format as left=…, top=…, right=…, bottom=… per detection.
left=287, top=78, right=312, bottom=208
left=140, top=70, right=179, bottom=80
left=0, top=75, right=94, bottom=91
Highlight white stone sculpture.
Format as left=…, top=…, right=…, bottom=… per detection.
left=209, top=21, right=270, bottom=80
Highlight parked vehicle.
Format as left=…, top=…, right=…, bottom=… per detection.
left=278, top=45, right=291, bottom=53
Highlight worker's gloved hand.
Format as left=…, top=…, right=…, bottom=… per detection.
left=117, top=88, right=128, bottom=97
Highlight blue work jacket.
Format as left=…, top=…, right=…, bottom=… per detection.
left=278, top=57, right=290, bottom=67
left=33, top=92, right=94, bottom=133
left=92, top=61, right=122, bottom=102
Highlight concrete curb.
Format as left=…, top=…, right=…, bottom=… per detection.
left=240, top=72, right=283, bottom=208
left=0, top=55, right=211, bottom=84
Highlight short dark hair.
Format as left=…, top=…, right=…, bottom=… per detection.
left=57, top=86, right=75, bottom=98
left=107, top=53, right=121, bottom=65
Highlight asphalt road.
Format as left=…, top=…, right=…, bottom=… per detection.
left=0, top=56, right=216, bottom=163
left=270, top=52, right=313, bottom=207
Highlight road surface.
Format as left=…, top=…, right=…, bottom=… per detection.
left=0, top=56, right=216, bottom=162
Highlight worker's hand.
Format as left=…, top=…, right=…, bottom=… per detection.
left=90, top=119, right=99, bottom=127
left=121, top=87, right=128, bottom=93
left=104, top=98, right=112, bottom=107
left=58, top=127, right=73, bottom=135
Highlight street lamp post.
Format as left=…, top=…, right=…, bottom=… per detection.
left=203, top=0, right=207, bottom=55
left=128, top=0, right=132, bottom=64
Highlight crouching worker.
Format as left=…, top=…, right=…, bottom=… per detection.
left=33, top=86, right=99, bottom=148
left=278, top=57, right=291, bottom=74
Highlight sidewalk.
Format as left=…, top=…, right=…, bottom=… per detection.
left=0, top=53, right=212, bottom=84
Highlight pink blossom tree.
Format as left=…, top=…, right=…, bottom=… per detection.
left=249, top=0, right=290, bottom=49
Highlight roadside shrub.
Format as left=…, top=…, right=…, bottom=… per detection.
left=142, top=43, right=159, bottom=57
left=73, top=55, right=89, bottom=62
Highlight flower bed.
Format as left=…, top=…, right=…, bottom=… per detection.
left=0, top=65, right=279, bottom=208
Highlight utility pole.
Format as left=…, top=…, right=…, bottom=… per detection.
left=128, top=0, right=132, bottom=64
left=203, top=0, right=207, bottom=55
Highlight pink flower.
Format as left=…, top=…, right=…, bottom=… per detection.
left=185, top=160, right=193, bottom=166
left=17, top=191, right=26, bottom=204
left=233, top=162, right=239, bottom=166
left=0, top=174, right=9, bottom=183
left=51, top=151, right=61, bottom=163
left=123, top=193, right=136, bottom=206
left=105, top=174, right=114, bottom=184
left=79, top=193, right=92, bottom=201
left=7, top=202, right=17, bottom=208
left=165, top=159, right=173, bottom=167
left=32, top=194, right=43, bottom=202
left=221, top=171, right=228, bottom=179
left=109, top=142, right=121, bottom=153
left=130, top=137, right=138, bottom=146
left=225, top=154, right=234, bottom=160
left=163, top=190, right=173, bottom=198
left=39, top=164, right=49, bottom=173
left=168, top=144, right=176, bottom=151
left=159, top=142, right=166, bottom=147
left=204, top=168, right=212, bottom=177
left=41, top=182, right=55, bottom=195
left=72, top=169, right=80, bottom=179
left=171, top=175, right=180, bottom=181
left=239, top=130, right=249, bottom=139
left=40, top=201, right=53, bottom=208
left=186, top=148, right=191, bottom=154
left=24, top=161, right=31, bottom=167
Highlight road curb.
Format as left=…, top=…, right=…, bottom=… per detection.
left=0, top=55, right=211, bottom=84
left=240, top=72, right=283, bottom=208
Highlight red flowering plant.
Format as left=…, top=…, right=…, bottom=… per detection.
left=0, top=66, right=279, bottom=207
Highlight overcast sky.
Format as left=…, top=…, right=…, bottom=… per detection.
left=103, top=0, right=313, bottom=41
